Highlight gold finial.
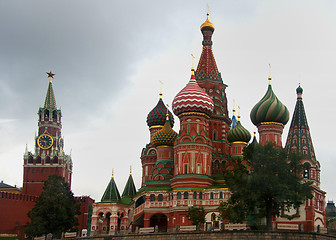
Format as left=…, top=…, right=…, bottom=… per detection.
left=112, top=169, right=114, bottom=178
left=159, top=80, right=163, bottom=98
left=238, top=106, right=241, bottom=121
left=191, top=53, right=195, bottom=71
left=46, top=71, right=55, bottom=83
left=166, top=104, right=169, bottom=120
left=299, top=82, right=301, bottom=86
left=254, top=131, right=256, bottom=137
left=130, top=166, right=132, bottom=175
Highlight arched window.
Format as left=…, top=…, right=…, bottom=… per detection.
left=184, top=165, right=188, bottom=174
left=52, top=110, right=57, bottom=120
left=214, top=160, right=219, bottom=170
left=44, top=109, right=49, bottom=119
left=150, top=194, right=155, bottom=201
left=28, top=156, right=33, bottom=164
left=210, top=192, right=214, bottom=199
left=219, top=192, right=223, bottom=199
left=199, top=192, right=203, bottom=199
left=213, top=130, right=217, bottom=140
left=177, top=192, right=181, bottom=200
left=193, top=192, right=197, bottom=199
left=158, top=194, right=163, bottom=201
left=184, top=192, right=189, bottom=199
left=303, top=163, right=311, bottom=179
left=221, top=160, right=226, bottom=171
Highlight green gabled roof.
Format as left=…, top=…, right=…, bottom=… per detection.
left=44, top=81, right=57, bottom=110
left=122, top=174, right=136, bottom=198
left=101, top=177, right=121, bottom=202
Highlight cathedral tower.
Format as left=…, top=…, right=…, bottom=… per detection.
left=195, top=13, right=231, bottom=175
left=22, top=72, right=72, bottom=196
left=141, top=93, right=174, bottom=187
left=285, top=84, right=320, bottom=186
left=171, top=69, right=214, bottom=189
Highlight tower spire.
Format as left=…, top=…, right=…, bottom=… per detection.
left=44, top=71, right=57, bottom=110
left=285, top=84, right=316, bottom=162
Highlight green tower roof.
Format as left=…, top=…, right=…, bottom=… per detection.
left=285, top=84, right=316, bottom=162
left=101, top=176, right=121, bottom=203
left=44, top=80, right=57, bottom=110
left=122, top=174, right=136, bottom=198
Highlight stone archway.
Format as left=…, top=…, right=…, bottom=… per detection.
left=149, top=214, right=167, bottom=232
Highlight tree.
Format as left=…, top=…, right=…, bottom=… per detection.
left=25, top=175, right=80, bottom=238
left=187, top=206, right=205, bottom=229
left=218, top=143, right=313, bottom=230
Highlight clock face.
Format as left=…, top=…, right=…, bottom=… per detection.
left=58, top=137, right=64, bottom=150
left=37, top=134, right=53, bottom=149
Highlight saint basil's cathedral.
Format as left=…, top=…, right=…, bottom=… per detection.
left=89, top=14, right=326, bottom=234
left=0, top=13, right=326, bottom=236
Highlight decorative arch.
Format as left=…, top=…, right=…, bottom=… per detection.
left=149, top=213, right=167, bottom=232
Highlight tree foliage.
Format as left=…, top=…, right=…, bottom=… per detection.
left=25, top=175, right=80, bottom=238
left=187, top=206, right=205, bottom=227
left=218, top=143, right=313, bottom=230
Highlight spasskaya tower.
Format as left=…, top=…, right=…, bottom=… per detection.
left=22, top=71, right=72, bottom=196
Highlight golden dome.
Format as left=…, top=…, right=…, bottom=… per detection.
left=200, top=13, right=215, bottom=31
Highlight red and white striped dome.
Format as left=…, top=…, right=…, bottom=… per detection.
left=172, top=71, right=214, bottom=116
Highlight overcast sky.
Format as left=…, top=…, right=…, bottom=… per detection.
left=0, top=0, right=335, bottom=202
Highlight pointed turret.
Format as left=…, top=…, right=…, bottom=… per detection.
left=122, top=172, right=136, bottom=198
left=285, top=84, right=316, bottom=162
left=101, top=173, right=121, bottom=202
left=44, top=79, right=57, bottom=110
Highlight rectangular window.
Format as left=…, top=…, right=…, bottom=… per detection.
left=184, top=165, right=188, bottom=174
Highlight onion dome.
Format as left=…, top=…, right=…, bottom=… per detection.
left=147, top=93, right=174, bottom=128
left=250, top=78, right=290, bottom=126
left=227, top=116, right=251, bottom=143
left=200, top=13, right=215, bottom=31
left=172, top=70, right=214, bottom=117
left=152, top=114, right=178, bottom=147
left=296, top=84, right=303, bottom=94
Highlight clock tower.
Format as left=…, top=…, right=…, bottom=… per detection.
left=22, top=72, right=72, bottom=196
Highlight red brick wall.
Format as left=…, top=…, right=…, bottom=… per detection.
left=0, top=192, right=38, bottom=237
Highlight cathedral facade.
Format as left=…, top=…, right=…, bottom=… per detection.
left=90, top=14, right=326, bottom=234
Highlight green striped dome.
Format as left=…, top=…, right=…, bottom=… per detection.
left=250, top=79, right=289, bottom=126
left=152, top=116, right=178, bottom=147
left=227, top=119, right=251, bottom=143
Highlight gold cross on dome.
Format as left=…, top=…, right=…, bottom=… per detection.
left=191, top=53, right=195, bottom=69
left=159, top=80, right=163, bottom=97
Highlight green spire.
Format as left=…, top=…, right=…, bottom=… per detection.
left=285, top=84, right=316, bottom=162
left=44, top=78, right=57, bottom=110
left=122, top=173, right=136, bottom=198
left=101, top=175, right=121, bottom=202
